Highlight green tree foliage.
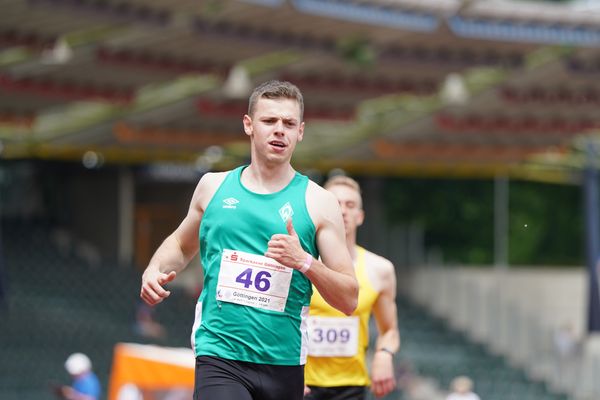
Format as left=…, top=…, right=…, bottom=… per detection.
left=383, top=178, right=583, bottom=266
left=508, top=181, right=583, bottom=265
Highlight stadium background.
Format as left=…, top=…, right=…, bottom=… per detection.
left=1, top=0, right=600, bottom=399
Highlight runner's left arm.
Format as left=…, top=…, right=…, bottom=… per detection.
left=370, top=261, right=400, bottom=397
left=304, top=186, right=358, bottom=315
left=265, top=186, right=358, bottom=315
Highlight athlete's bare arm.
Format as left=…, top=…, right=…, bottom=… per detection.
left=140, top=172, right=227, bottom=306
left=306, top=181, right=358, bottom=315
left=368, top=252, right=400, bottom=398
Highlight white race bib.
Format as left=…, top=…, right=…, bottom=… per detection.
left=216, top=249, right=293, bottom=312
left=307, top=316, right=359, bottom=357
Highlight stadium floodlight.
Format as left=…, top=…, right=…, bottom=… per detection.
left=440, top=72, right=470, bottom=105
left=203, top=145, right=224, bottom=164
left=41, top=37, right=73, bottom=65
left=82, top=151, right=104, bottom=169
left=223, top=65, right=252, bottom=99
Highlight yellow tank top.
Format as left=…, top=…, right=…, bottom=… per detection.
left=304, top=246, right=380, bottom=387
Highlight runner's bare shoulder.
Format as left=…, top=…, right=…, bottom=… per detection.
left=364, top=249, right=395, bottom=292
left=305, top=180, right=341, bottom=226
left=195, top=171, right=232, bottom=210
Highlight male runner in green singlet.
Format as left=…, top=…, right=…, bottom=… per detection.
left=140, top=80, right=358, bottom=400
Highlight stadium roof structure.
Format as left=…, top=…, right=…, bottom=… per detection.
left=2, top=0, right=600, bottom=182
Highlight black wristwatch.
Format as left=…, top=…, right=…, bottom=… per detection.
left=377, top=347, right=395, bottom=356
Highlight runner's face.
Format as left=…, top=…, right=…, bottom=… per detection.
left=243, top=98, right=304, bottom=165
left=328, top=185, right=364, bottom=236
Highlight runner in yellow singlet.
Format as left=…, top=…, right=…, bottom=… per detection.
left=304, top=175, right=400, bottom=400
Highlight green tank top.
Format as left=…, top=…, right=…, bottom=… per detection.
left=191, top=166, right=319, bottom=365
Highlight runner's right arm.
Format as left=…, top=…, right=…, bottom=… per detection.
left=140, top=172, right=225, bottom=306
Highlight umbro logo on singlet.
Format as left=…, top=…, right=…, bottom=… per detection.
left=223, top=197, right=239, bottom=209
left=279, top=202, right=294, bottom=221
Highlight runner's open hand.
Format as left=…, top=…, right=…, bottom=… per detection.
left=370, top=351, right=396, bottom=397
left=140, top=269, right=177, bottom=306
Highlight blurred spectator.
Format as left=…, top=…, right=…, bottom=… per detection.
left=133, top=301, right=167, bottom=340
left=553, top=322, right=581, bottom=390
left=394, top=360, right=445, bottom=400
left=55, top=353, right=101, bottom=400
left=75, top=241, right=101, bottom=269
left=553, top=323, right=579, bottom=359
left=52, top=227, right=73, bottom=258
left=446, top=376, right=480, bottom=400
left=395, top=359, right=417, bottom=391
left=405, top=376, right=444, bottom=400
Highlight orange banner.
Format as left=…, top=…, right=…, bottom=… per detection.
left=108, top=343, right=195, bottom=400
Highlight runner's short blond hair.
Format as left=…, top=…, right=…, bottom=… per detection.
left=324, top=175, right=361, bottom=194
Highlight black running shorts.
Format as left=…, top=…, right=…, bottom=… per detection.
left=304, top=385, right=366, bottom=400
left=194, top=355, right=304, bottom=400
